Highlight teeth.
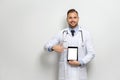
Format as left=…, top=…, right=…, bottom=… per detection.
left=71, top=22, right=74, bottom=23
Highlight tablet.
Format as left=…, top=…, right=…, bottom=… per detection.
left=67, top=47, right=78, bottom=61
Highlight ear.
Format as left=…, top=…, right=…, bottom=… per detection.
left=66, top=17, right=68, bottom=21
left=66, top=17, right=68, bottom=22
left=78, top=17, right=80, bottom=21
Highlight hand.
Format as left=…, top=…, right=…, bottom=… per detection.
left=52, top=44, right=65, bottom=53
left=68, top=60, right=80, bottom=66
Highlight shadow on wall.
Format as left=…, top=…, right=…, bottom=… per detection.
left=40, top=50, right=59, bottom=80
left=38, top=17, right=67, bottom=79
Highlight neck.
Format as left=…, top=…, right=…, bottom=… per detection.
left=69, top=25, right=78, bottom=29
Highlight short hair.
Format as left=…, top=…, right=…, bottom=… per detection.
left=67, top=9, right=78, bottom=16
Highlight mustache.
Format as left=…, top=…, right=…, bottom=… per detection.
left=70, top=21, right=76, bottom=23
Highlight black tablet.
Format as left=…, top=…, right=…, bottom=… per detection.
left=67, top=46, right=78, bottom=61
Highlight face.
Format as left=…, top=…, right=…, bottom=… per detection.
left=67, top=12, right=79, bottom=28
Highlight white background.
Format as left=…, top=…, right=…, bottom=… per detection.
left=0, top=0, right=120, bottom=80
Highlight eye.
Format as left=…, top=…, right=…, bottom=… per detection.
left=74, top=17, right=77, bottom=19
left=68, top=17, right=72, bottom=19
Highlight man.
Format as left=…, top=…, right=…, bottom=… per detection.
left=44, top=9, right=95, bottom=80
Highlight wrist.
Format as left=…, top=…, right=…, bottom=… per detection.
left=51, top=47, right=54, bottom=51
left=79, top=63, right=81, bottom=66
left=79, top=60, right=84, bottom=66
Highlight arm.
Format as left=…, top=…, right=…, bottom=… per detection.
left=80, top=31, right=95, bottom=66
left=44, top=32, right=64, bottom=53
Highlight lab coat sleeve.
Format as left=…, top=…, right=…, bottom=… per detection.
left=44, top=32, right=62, bottom=52
left=81, top=31, right=95, bottom=65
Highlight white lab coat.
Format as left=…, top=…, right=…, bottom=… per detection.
left=44, top=26, right=95, bottom=80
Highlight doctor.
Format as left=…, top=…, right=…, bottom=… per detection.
left=44, top=9, right=95, bottom=80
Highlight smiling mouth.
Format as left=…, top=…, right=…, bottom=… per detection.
left=70, top=22, right=76, bottom=25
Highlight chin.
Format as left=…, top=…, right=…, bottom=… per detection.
left=69, top=25, right=77, bottom=28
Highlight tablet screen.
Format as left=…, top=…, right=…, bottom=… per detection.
left=67, top=47, right=78, bottom=61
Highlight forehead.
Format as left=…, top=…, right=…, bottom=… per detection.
left=67, top=12, right=78, bottom=17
